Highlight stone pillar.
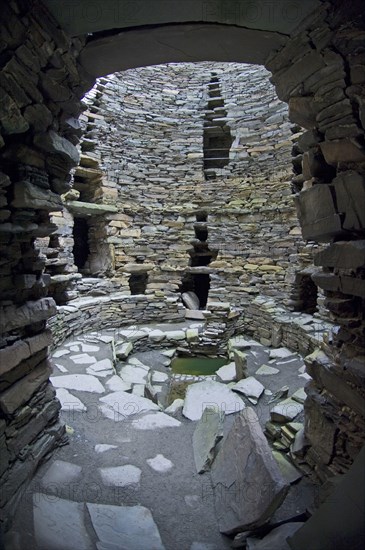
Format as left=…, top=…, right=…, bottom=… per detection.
left=266, top=0, right=365, bottom=479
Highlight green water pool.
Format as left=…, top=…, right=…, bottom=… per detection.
left=171, top=356, right=228, bottom=376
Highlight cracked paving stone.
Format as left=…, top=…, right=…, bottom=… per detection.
left=87, top=502, right=165, bottom=550
left=56, top=388, right=87, bottom=412
left=99, top=464, right=141, bottom=487
left=147, top=454, right=173, bottom=472
left=51, top=374, right=105, bottom=393
left=52, top=349, right=70, bottom=358
left=183, top=380, right=245, bottom=421
left=120, top=364, right=150, bottom=384
left=255, top=365, right=280, bottom=375
left=105, top=375, right=131, bottom=392
left=269, top=347, right=295, bottom=359
left=94, top=444, right=118, bottom=453
left=99, top=391, right=159, bottom=421
left=216, top=362, right=237, bottom=382
left=33, top=494, right=93, bottom=550
left=81, top=342, right=100, bottom=353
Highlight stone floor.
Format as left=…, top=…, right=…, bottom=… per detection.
left=6, top=324, right=316, bottom=550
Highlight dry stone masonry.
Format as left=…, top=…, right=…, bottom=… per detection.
left=0, top=0, right=364, bottom=535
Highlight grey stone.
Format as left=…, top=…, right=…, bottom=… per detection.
left=41, top=460, right=82, bottom=489
left=148, top=329, right=166, bottom=342
left=216, top=362, right=237, bottom=382
left=269, top=348, right=294, bottom=359
left=211, top=408, right=289, bottom=534
left=99, top=391, right=159, bottom=421
left=116, top=341, right=133, bottom=359
left=193, top=407, right=224, bottom=473
left=105, top=375, right=131, bottom=392
left=95, top=444, right=118, bottom=453
left=51, top=374, right=104, bottom=393
left=146, top=454, right=173, bottom=472
left=270, top=399, right=304, bottom=423
left=182, top=291, right=200, bottom=309
left=120, top=364, right=149, bottom=384
left=164, top=398, right=184, bottom=414
left=256, top=365, right=279, bottom=376
left=246, top=522, right=305, bottom=550
left=272, top=451, right=303, bottom=484
left=99, top=464, right=141, bottom=487
left=33, top=494, right=93, bottom=550
left=232, top=377, right=265, bottom=403
left=56, top=388, right=87, bottom=412
left=70, top=353, right=97, bottom=365
left=131, top=411, right=181, bottom=430
left=183, top=380, right=245, bottom=421
left=87, top=502, right=165, bottom=550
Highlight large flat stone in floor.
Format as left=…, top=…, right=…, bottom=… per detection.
left=99, top=465, right=141, bottom=487
left=56, top=387, right=87, bottom=412
left=41, top=459, right=82, bottom=489
left=33, top=494, right=93, bottom=550
left=99, top=391, right=159, bottom=421
left=87, top=502, right=165, bottom=550
left=211, top=408, right=289, bottom=534
left=51, top=374, right=105, bottom=393
left=183, top=380, right=245, bottom=421
left=131, top=411, right=181, bottom=430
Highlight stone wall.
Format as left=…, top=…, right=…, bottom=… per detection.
left=266, top=1, right=365, bottom=480
left=0, top=0, right=94, bottom=525
left=55, top=62, right=313, bottom=315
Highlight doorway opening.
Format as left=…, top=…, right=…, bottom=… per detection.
left=73, top=218, right=90, bottom=270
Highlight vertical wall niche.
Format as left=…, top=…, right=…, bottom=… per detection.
left=292, top=271, right=318, bottom=314
left=203, top=73, right=233, bottom=180
left=180, top=212, right=218, bottom=309
left=129, top=272, right=148, bottom=295
left=73, top=217, right=90, bottom=270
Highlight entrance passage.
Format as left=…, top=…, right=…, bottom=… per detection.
left=73, top=218, right=90, bottom=270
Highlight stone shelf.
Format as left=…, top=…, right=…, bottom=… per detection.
left=66, top=201, right=118, bottom=216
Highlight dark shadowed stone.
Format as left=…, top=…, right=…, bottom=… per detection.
left=288, top=97, right=317, bottom=129
left=23, top=104, right=53, bottom=133
left=314, top=240, right=365, bottom=269
left=320, top=138, right=365, bottom=164
left=211, top=408, right=289, bottom=534
left=12, top=181, right=63, bottom=211
left=0, top=362, right=52, bottom=415
left=182, top=290, right=200, bottom=310
left=193, top=407, right=224, bottom=473
left=246, top=522, right=305, bottom=550
left=0, top=87, right=29, bottom=135
left=34, top=130, right=80, bottom=170
left=0, top=298, right=56, bottom=332
left=333, top=171, right=365, bottom=230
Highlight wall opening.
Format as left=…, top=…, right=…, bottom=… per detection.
left=73, top=218, right=90, bottom=270
left=129, top=272, right=148, bottom=295
left=293, top=272, right=318, bottom=314
left=203, top=72, right=233, bottom=180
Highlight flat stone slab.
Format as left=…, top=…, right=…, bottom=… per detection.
left=70, top=353, right=97, bottom=365
left=56, top=388, right=87, bottom=412
left=246, top=522, right=304, bottom=550
left=147, top=454, right=173, bottom=472
left=165, top=330, right=186, bottom=340
left=105, top=374, right=131, bottom=392
left=51, top=374, right=104, bottom=393
left=291, top=387, right=306, bottom=404
left=165, top=398, right=184, bottom=414
left=232, top=377, right=265, bottom=403
left=41, top=460, right=82, bottom=489
left=99, top=464, right=141, bottom=487
left=52, top=349, right=70, bottom=358
left=216, top=362, right=236, bottom=382
left=193, top=407, right=224, bottom=473
left=95, top=444, right=118, bottom=453
left=269, top=347, right=294, bottom=359
left=183, top=380, right=245, bottom=421
left=33, top=494, right=93, bottom=550
left=80, top=343, right=100, bottom=353
left=256, top=365, right=280, bottom=376
left=211, top=408, right=289, bottom=534
left=272, top=451, right=303, bottom=484
left=87, top=503, right=165, bottom=550
left=131, top=412, right=181, bottom=430
left=120, top=364, right=150, bottom=384
left=99, top=391, right=159, bottom=421
left=116, top=341, right=133, bottom=359
left=86, top=358, right=114, bottom=378
left=54, top=363, right=68, bottom=373
left=152, top=371, right=169, bottom=383
left=270, top=398, right=304, bottom=423
left=118, top=328, right=148, bottom=341
left=149, top=329, right=166, bottom=342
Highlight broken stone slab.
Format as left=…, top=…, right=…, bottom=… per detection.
left=99, top=391, right=159, bottom=421
left=119, top=364, right=149, bottom=384
left=12, top=181, right=63, bottom=211
left=246, top=522, right=305, bottom=550
left=99, top=464, right=141, bottom=487
left=269, top=348, right=294, bottom=359
left=105, top=375, right=131, bottom=393
left=164, top=398, right=184, bottom=414
left=268, top=386, right=289, bottom=404
left=211, top=408, right=289, bottom=534
left=56, top=388, right=87, bottom=412
left=291, top=387, right=306, bottom=404
left=146, top=454, right=173, bottom=472
left=70, top=353, right=97, bottom=365
left=51, top=374, right=105, bottom=394
left=183, top=380, right=245, bottom=421
left=272, top=451, right=303, bottom=484
left=182, top=291, right=200, bottom=310
left=270, top=399, right=304, bottom=423
left=216, top=362, right=237, bottom=382
left=152, top=371, right=169, bottom=383
left=232, top=377, right=265, bottom=404
left=0, top=297, right=56, bottom=333
left=86, top=358, right=114, bottom=375
left=256, top=365, right=280, bottom=376
left=148, top=329, right=166, bottom=342
left=193, top=407, right=224, bottom=474
left=0, top=362, right=52, bottom=415
left=95, top=444, right=118, bottom=453
left=41, top=460, right=82, bottom=489
left=52, top=349, right=70, bottom=358
left=86, top=502, right=165, bottom=550
left=116, top=341, right=133, bottom=359
left=131, top=412, right=181, bottom=430
left=33, top=494, right=93, bottom=550
left=232, top=349, right=248, bottom=380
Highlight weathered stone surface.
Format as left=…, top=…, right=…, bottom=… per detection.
left=211, top=408, right=289, bottom=534
left=0, top=363, right=52, bottom=415
left=216, top=362, right=236, bottom=382
left=12, top=181, right=63, bottom=211
left=232, top=377, right=265, bottom=403
left=34, top=130, right=80, bottom=171
left=183, top=380, right=245, bottom=421
left=115, top=341, right=133, bottom=359
left=333, top=171, right=365, bottom=230
left=0, top=298, right=56, bottom=332
left=131, top=412, right=181, bottom=430
left=320, top=138, right=365, bottom=164
left=289, top=97, right=317, bottom=128
left=272, top=451, right=303, bottom=484
left=50, top=374, right=104, bottom=394
left=182, top=291, right=200, bottom=310
left=270, top=399, right=304, bottom=423
left=193, top=407, right=224, bottom=473
left=56, top=388, right=87, bottom=412
left=87, top=503, right=165, bottom=550
left=33, top=494, right=93, bottom=550
left=146, top=454, right=173, bottom=472
left=99, top=391, right=159, bottom=421
left=41, top=460, right=82, bottom=489
left=246, top=522, right=305, bottom=550
left=99, top=464, right=141, bottom=487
